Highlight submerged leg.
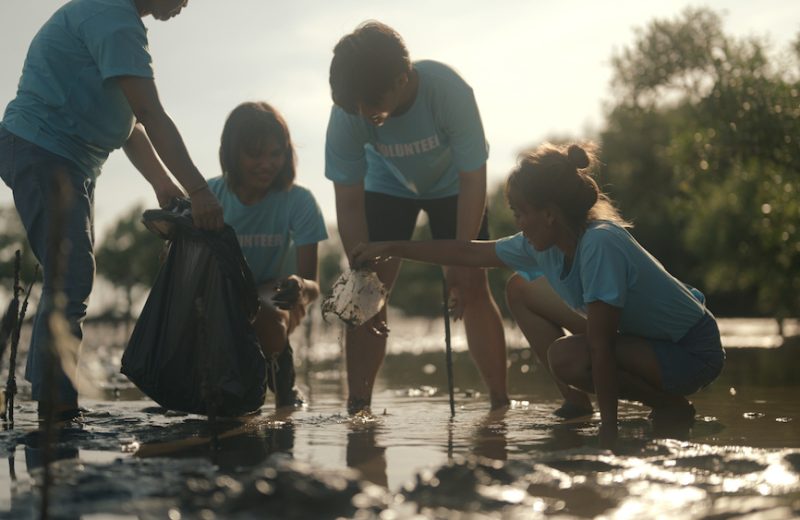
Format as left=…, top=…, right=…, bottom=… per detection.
left=456, top=266, right=509, bottom=409
left=266, top=342, right=304, bottom=408
left=345, top=257, right=402, bottom=414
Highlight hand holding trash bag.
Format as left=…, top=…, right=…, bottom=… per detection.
left=121, top=199, right=267, bottom=416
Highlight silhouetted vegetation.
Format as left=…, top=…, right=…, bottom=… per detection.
left=3, top=8, right=797, bottom=323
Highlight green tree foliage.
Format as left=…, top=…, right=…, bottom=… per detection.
left=95, top=204, right=164, bottom=320
left=601, top=7, right=800, bottom=317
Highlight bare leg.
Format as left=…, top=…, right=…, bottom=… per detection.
left=505, top=275, right=591, bottom=415
left=548, top=335, right=693, bottom=413
left=345, top=258, right=402, bottom=414
left=455, top=266, right=509, bottom=408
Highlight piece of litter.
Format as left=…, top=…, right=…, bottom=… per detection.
left=321, top=269, right=387, bottom=326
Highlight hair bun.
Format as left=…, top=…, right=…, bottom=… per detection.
left=567, top=145, right=590, bottom=170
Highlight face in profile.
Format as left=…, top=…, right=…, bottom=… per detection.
left=150, top=0, right=189, bottom=21
left=511, top=200, right=556, bottom=251
left=237, top=137, right=287, bottom=195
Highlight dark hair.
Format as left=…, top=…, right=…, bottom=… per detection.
left=329, top=21, right=412, bottom=114
left=505, top=142, right=630, bottom=232
left=219, top=101, right=296, bottom=191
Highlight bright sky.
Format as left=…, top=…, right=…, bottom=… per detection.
left=1, top=0, right=797, bottom=242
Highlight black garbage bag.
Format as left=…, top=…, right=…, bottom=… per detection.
left=121, top=199, right=267, bottom=416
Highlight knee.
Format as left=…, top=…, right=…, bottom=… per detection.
left=547, top=336, right=586, bottom=383
left=455, top=269, right=491, bottom=304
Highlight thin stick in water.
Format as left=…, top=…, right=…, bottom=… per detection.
left=442, top=277, right=455, bottom=417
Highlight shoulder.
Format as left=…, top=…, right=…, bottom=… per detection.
left=326, top=105, right=368, bottom=139
left=582, top=221, right=630, bottom=245
left=284, top=184, right=321, bottom=206
left=74, top=0, right=144, bottom=28
left=579, top=221, right=636, bottom=262
left=415, top=60, right=469, bottom=86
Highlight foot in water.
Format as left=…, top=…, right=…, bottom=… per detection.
left=37, top=402, right=86, bottom=425
left=276, top=386, right=306, bottom=409
left=347, top=397, right=372, bottom=416
left=553, top=401, right=594, bottom=419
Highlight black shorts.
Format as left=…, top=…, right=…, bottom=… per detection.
left=364, top=191, right=491, bottom=241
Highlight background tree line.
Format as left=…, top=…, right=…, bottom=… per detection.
left=2, top=8, right=797, bottom=323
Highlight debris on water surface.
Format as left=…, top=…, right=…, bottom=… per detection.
left=321, top=269, right=387, bottom=327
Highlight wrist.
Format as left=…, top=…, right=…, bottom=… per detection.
left=188, top=183, right=209, bottom=197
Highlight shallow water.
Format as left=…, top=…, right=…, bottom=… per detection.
left=0, top=315, right=798, bottom=518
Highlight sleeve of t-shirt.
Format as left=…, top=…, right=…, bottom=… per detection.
left=324, top=106, right=369, bottom=185
left=494, top=233, right=543, bottom=281
left=290, top=188, right=329, bottom=246
left=80, top=9, right=153, bottom=80
left=434, top=70, right=489, bottom=173
left=579, top=230, right=630, bottom=308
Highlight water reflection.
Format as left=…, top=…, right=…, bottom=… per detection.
left=0, top=320, right=796, bottom=518
left=470, top=409, right=508, bottom=461
left=346, top=423, right=387, bottom=487
left=133, top=409, right=296, bottom=471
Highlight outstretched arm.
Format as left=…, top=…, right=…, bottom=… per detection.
left=117, top=76, right=223, bottom=230
left=351, top=239, right=505, bottom=270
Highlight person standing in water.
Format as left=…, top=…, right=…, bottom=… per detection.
left=325, top=21, right=509, bottom=414
left=0, top=0, right=223, bottom=421
left=209, top=101, right=327, bottom=407
left=352, top=143, right=725, bottom=446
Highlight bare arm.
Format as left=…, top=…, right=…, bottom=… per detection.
left=294, top=243, right=320, bottom=304
left=334, top=182, right=369, bottom=255
left=586, top=300, right=621, bottom=446
left=116, top=76, right=222, bottom=229
left=456, top=164, right=487, bottom=240
left=123, top=123, right=184, bottom=207
left=351, top=239, right=505, bottom=269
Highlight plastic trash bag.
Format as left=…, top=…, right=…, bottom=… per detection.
left=121, top=199, right=267, bottom=416
left=321, top=269, right=387, bottom=327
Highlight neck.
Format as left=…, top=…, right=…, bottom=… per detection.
left=233, top=184, right=270, bottom=206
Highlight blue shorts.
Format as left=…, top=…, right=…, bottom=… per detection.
left=650, top=313, right=725, bottom=396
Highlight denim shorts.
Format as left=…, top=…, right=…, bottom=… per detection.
left=651, top=313, right=725, bottom=396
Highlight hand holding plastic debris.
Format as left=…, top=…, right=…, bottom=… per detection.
left=321, top=269, right=387, bottom=327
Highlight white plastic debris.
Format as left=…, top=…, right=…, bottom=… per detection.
left=322, top=269, right=387, bottom=327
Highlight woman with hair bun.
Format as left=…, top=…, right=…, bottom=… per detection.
left=351, top=142, right=724, bottom=446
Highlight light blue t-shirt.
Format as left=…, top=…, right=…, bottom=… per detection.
left=325, top=60, right=489, bottom=199
left=1, top=0, right=154, bottom=178
left=495, top=221, right=706, bottom=342
left=208, top=177, right=328, bottom=284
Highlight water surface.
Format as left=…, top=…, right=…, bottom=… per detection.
left=0, top=316, right=797, bottom=518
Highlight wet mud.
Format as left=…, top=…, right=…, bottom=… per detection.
left=0, top=319, right=797, bottom=518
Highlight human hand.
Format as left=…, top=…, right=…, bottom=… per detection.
left=445, top=267, right=473, bottom=320
left=190, top=186, right=224, bottom=230
left=272, top=275, right=305, bottom=310
left=350, top=242, right=392, bottom=269
left=153, top=178, right=185, bottom=208
left=361, top=313, right=390, bottom=337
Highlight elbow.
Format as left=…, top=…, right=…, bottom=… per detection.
left=131, top=104, right=166, bottom=129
